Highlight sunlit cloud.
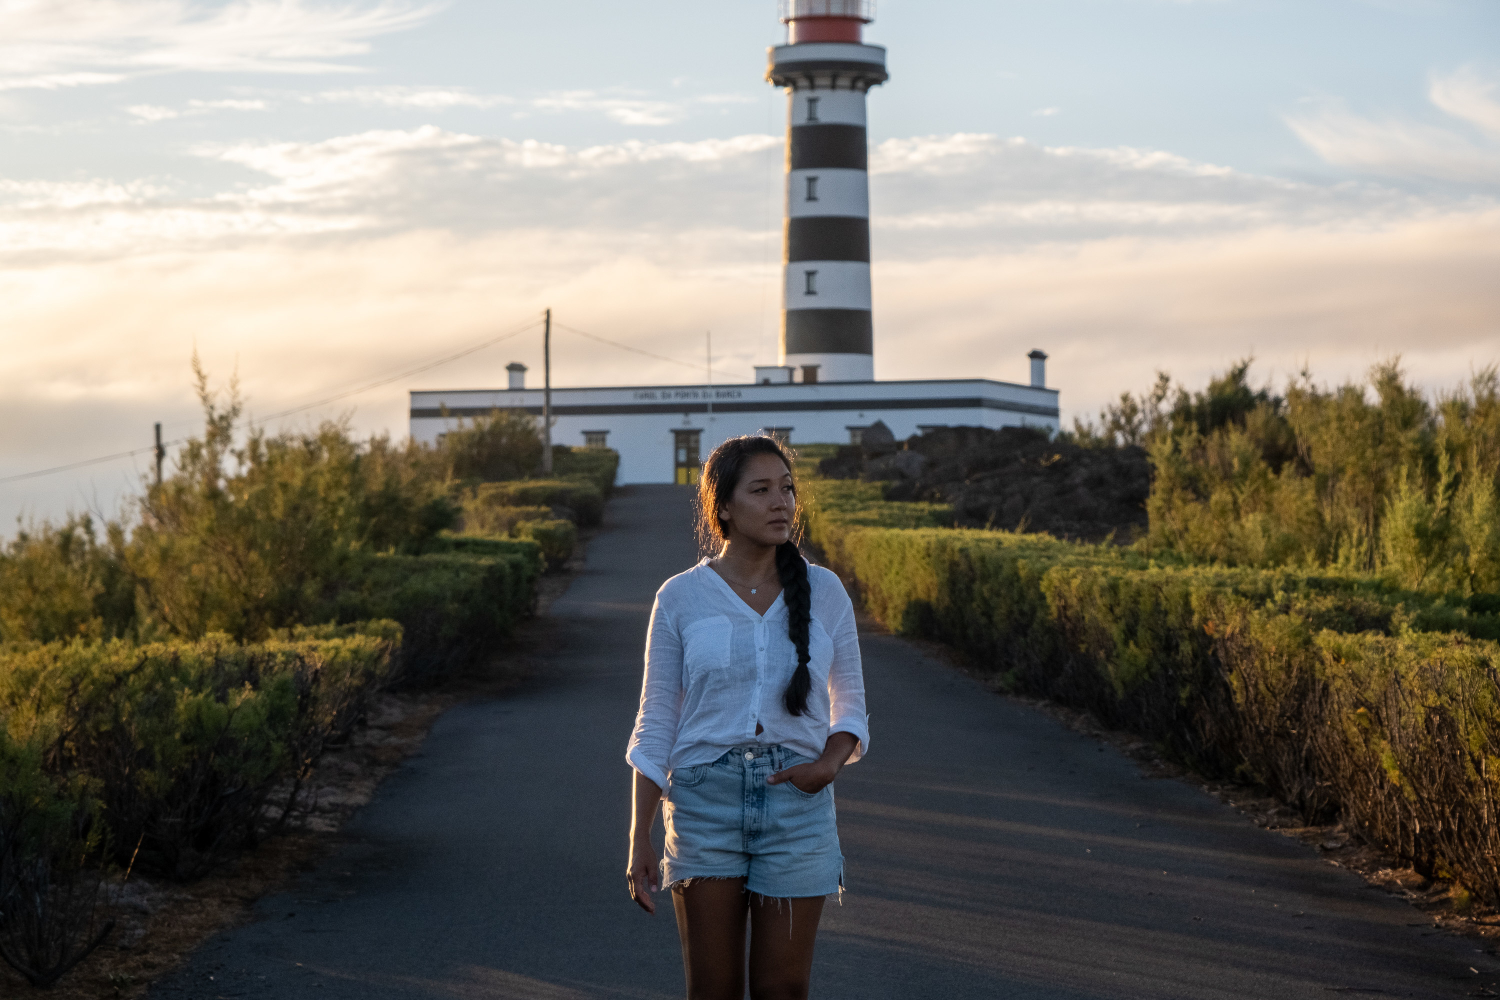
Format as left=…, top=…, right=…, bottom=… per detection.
left=1288, top=68, right=1500, bottom=184
left=529, top=90, right=752, bottom=127
left=315, top=85, right=510, bottom=109
left=127, top=97, right=269, bottom=121
left=0, top=0, right=441, bottom=91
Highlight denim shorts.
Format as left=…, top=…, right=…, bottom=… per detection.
left=662, top=744, right=844, bottom=899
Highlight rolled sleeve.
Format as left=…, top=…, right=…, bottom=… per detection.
left=625, top=595, right=682, bottom=789
left=826, top=593, right=870, bottom=763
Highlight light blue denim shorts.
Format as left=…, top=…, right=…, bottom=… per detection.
left=662, top=744, right=844, bottom=899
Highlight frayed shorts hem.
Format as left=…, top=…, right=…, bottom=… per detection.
left=662, top=863, right=845, bottom=901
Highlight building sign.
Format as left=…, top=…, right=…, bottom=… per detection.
left=632, top=389, right=745, bottom=402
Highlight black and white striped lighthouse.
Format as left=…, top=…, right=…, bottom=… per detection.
left=767, top=0, right=887, bottom=384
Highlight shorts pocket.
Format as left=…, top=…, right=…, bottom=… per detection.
left=785, top=779, right=823, bottom=799
left=671, top=763, right=712, bottom=788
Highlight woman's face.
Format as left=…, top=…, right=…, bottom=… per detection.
left=718, top=452, right=795, bottom=548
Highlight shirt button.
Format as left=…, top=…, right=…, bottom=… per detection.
left=744, top=751, right=754, bottom=761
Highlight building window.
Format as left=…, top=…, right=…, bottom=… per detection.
left=804, top=269, right=818, bottom=296
left=674, top=430, right=702, bottom=486
left=847, top=426, right=869, bottom=446
left=801, top=365, right=819, bottom=385
left=806, top=96, right=820, bottom=122
left=805, top=176, right=819, bottom=202
left=760, top=427, right=794, bottom=445
left=583, top=430, right=609, bottom=449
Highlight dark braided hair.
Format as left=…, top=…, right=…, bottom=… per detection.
left=697, top=435, right=814, bottom=717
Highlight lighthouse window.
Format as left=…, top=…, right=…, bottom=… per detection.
left=805, top=176, right=819, bottom=202
left=806, top=96, right=821, bottom=122
left=804, top=269, right=818, bottom=296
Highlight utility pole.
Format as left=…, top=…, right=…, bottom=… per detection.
left=706, top=330, right=713, bottom=424
left=154, top=423, right=165, bottom=486
left=542, top=308, right=553, bottom=475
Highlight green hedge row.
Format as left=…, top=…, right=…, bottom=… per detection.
left=0, top=626, right=397, bottom=984
left=803, top=475, right=1500, bottom=904
left=552, top=447, right=621, bottom=498
left=323, top=543, right=541, bottom=684
left=469, top=479, right=606, bottom=528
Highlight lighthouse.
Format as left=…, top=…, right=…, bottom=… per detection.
left=415, top=1, right=1063, bottom=481
left=768, top=0, right=887, bottom=384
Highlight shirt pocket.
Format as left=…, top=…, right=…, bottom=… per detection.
left=681, top=615, right=732, bottom=687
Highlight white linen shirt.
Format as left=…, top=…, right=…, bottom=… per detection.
left=625, top=557, right=869, bottom=791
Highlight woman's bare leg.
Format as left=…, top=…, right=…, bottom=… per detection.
left=672, top=878, right=750, bottom=1000
left=746, top=894, right=825, bottom=1000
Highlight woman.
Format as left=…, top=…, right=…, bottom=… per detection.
left=625, top=435, right=869, bottom=1000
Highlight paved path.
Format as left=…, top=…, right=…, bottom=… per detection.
left=153, top=486, right=1500, bottom=999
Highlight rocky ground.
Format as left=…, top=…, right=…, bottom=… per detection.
left=820, top=424, right=1151, bottom=543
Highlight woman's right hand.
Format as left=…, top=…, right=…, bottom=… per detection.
left=627, top=838, right=660, bottom=915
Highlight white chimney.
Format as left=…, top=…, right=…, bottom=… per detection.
left=1028, top=350, right=1047, bottom=388
left=506, top=362, right=527, bottom=391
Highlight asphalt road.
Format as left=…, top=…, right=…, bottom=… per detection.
left=151, top=485, right=1500, bottom=999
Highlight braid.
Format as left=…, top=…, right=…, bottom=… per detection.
left=777, top=540, right=813, bottom=717
left=694, top=434, right=812, bottom=716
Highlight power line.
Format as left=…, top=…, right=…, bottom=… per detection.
left=0, top=317, right=542, bottom=489
left=0, top=445, right=168, bottom=486
left=251, top=317, right=541, bottom=423
left=553, top=322, right=750, bottom=383
left=2, top=314, right=750, bottom=489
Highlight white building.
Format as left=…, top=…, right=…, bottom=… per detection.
left=410, top=360, right=1058, bottom=485
left=408, top=2, right=1062, bottom=484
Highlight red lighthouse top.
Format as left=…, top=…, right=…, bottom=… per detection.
left=779, top=0, right=874, bottom=44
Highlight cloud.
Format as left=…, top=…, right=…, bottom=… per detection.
left=127, top=97, right=268, bottom=121
left=1, top=125, right=1495, bottom=526
left=2, top=126, right=1481, bottom=263
left=529, top=90, right=753, bottom=127
left=1033, top=107, right=1061, bottom=117
left=1430, top=68, right=1500, bottom=137
left=1288, top=68, right=1500, bottom=184
left=0, top=0, right=440, bottom=91
left=315, top=85, right=510, bottom=110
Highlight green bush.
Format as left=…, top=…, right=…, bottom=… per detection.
left=552, top=446, right=620, bottom=496
left=128, top=364, right=457, bottom=642
left=0, top=726, right=112, bottom=987
left=438, top=408, right=544, bottom=482
left=425, top=532, right=544, bottom=567
left=802, top=472, right=1500, bottom=903
left=470, top=479, right=605, bottom=528
left=0, top=517, right=133, bottom=644
left=514, top=519, right=578, bottom=571
left=1100, top=360, right=1500, bottom=594
left=457, top=501, right=554, bottom=537
left=0, top=626, right=397, bottom=881
left=321, top=552, right=536, bottom=683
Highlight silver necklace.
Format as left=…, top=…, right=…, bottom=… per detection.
left=719, top=564, right=777, bottom=595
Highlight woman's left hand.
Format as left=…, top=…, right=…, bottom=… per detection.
left=769, top=761, right=837, bottom=795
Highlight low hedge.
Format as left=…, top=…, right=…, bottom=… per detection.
left=321, top=550, right=537, bottom=683
left=458, top=501, right=554, bottom=537
left=552, top=447, right=620, bottom=497
left=802, top=474, right=1500, bottom=904
left=0, top=624, right=399, bottom=882
left=514, top=519, right=578, bottom=571
left=470, top=480, right=605, bottom=528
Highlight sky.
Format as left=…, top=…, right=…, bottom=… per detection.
left=1, top=0, right=1498, bottom=527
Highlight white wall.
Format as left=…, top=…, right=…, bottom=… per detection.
left=413, top=399, right=1059, bottom=484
